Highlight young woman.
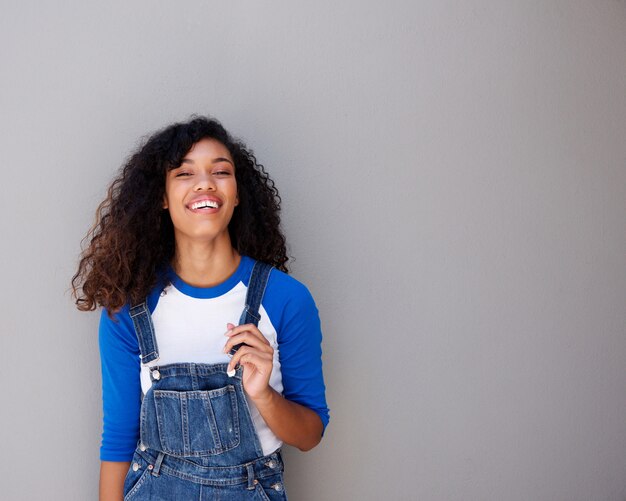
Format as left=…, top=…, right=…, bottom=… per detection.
left=72, top=116, right=329, bottom=500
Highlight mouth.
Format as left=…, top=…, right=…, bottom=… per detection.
left=186, top=197, right=221, bottom=213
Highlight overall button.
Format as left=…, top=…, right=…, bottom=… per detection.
left=272, top=483, right=284, bottom=492
left=132, top=463, right=140, bottom=472
left=151, top=370, right=160, bottom=380
left=139, top=443, right=146, bottom=451
left=266, top=460, right=276, bottom=469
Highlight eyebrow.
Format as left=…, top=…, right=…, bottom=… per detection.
left=180, top=157, right=234, bottom=166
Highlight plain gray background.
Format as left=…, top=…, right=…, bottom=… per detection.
left=1, top=1, right=625, bottom=500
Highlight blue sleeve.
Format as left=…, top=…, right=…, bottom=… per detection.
left=99, top=306, right=142, bottom=461
left=263, top=271, right=330, bottom=433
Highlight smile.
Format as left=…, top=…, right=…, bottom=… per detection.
left=190, top=200, right=219, bottom=210
left=185, top=196, right=223, bottom=213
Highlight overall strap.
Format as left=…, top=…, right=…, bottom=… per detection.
left=129, top=301, right=160, bottom=365
left=238, top=261, right=273, bottom=327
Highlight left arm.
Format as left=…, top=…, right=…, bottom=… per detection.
left=224, top=323, right=324, bottom=451
left=248, top=385, right=323, bottom=452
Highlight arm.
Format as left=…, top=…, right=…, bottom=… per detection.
left=99, top=461, right=130, bottom=501
left=224, top=324, right=324, bottom=451
left=250, top=387, right=323, bottom=451
left=224, top=280, right=329, bottom=451
left=98, top=308, right=142, bottom=497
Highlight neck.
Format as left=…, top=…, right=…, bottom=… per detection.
left=171, top=235, right=241, bottom=288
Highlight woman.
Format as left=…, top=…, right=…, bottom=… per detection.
left=72, top=116, right=329, bottom=500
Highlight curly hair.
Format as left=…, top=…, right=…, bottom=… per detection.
left=72, top=115, right=288, bottom=313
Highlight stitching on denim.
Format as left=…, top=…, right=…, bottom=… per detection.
left=204, top=389, right=222, bottom=452
left=123, top=467, right=150, bottom=501
left=254, top=482, right=272, bottom=501
left=134, top=448, right=283, bottom=485
left=241, top=261, right=273, bottom=327
left=133, top=460, right=272, bottom=487
left=130, top=300, right=160, bottom=362
left=152, top=386, right=240, bottom=457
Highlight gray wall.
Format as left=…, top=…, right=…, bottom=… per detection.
left=1, top=1, right=625, bottom=500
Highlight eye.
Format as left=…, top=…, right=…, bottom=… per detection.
left=213, top=170, right=232, bottom=177
left=174, top=171, right=192, bottom=177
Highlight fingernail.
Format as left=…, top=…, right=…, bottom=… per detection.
left=227, top=367, right=235, bottom=377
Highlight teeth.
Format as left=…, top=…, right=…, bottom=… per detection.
left=190, top=200, right=218, bottom=210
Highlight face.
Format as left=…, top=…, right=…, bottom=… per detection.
left=163, top=138, right=238, bottom=246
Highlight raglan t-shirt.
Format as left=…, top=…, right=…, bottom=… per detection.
left=99, top=255, right=329, bottom=461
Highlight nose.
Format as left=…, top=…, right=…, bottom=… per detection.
left=194, top=171, right=216, bottom=191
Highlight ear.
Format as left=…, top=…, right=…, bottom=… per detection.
left=234, top=193, right=239, bottom=207
left=162, top=195, right=168, bottom=210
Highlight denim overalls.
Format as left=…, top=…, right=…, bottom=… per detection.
left=122, top=261, right=288, bottom=500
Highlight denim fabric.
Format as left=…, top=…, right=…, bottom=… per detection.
left=124, top=261, right=288, bottom=500
left=129, top=302, right=159, bottom=365
left=123, top=447, right=286, bottom=500
left=238, top=260, right=272, bottom=326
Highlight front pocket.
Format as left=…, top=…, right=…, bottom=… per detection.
left=153, top=385, right=240, bottom=456
left=123, top=469, right=150, bottom=501
left=123, top=454, right=151, bottom=501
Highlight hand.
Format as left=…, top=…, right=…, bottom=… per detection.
left=223, top=322, right=274, bottom=401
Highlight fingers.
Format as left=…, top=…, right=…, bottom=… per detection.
left=223, top=323, right=271, bottom=355
left=223, top=323, right=274, bottom=375
left=225, top=323, right=269, bottom=344
left=226, top=344, right=273, bottom=374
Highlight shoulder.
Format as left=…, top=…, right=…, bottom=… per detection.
left=240, top=256, right=316, bottom=313
left=239, top=256, right=320, bottom=338
left=99, top=280, right=164, bottom=349
left=250, top=263, right=321, bottom=344
left=262, top=265, right=318, bottom=316
left=267, top=266, right=315, bottom=303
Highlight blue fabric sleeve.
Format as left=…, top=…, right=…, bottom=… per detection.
left=262, top=270, right=330, bottom=433
left=99, top=306, right=142, bottom=461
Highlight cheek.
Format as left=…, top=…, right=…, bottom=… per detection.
left=163, top=182, right=185, bottom=209
left=227, top=181, right=238, bottom=203
left=163, top=179, right=173, bottom=209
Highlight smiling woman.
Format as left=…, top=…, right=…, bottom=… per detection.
left=71, top=116, right=329, bottom=501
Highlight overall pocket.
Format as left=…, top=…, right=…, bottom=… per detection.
left=123, top=452, right=151, bottom=500
left=153, top=385, right=240, bottom=456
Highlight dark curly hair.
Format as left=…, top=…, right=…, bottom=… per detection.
left=72, top=115, right=288, bottom=313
